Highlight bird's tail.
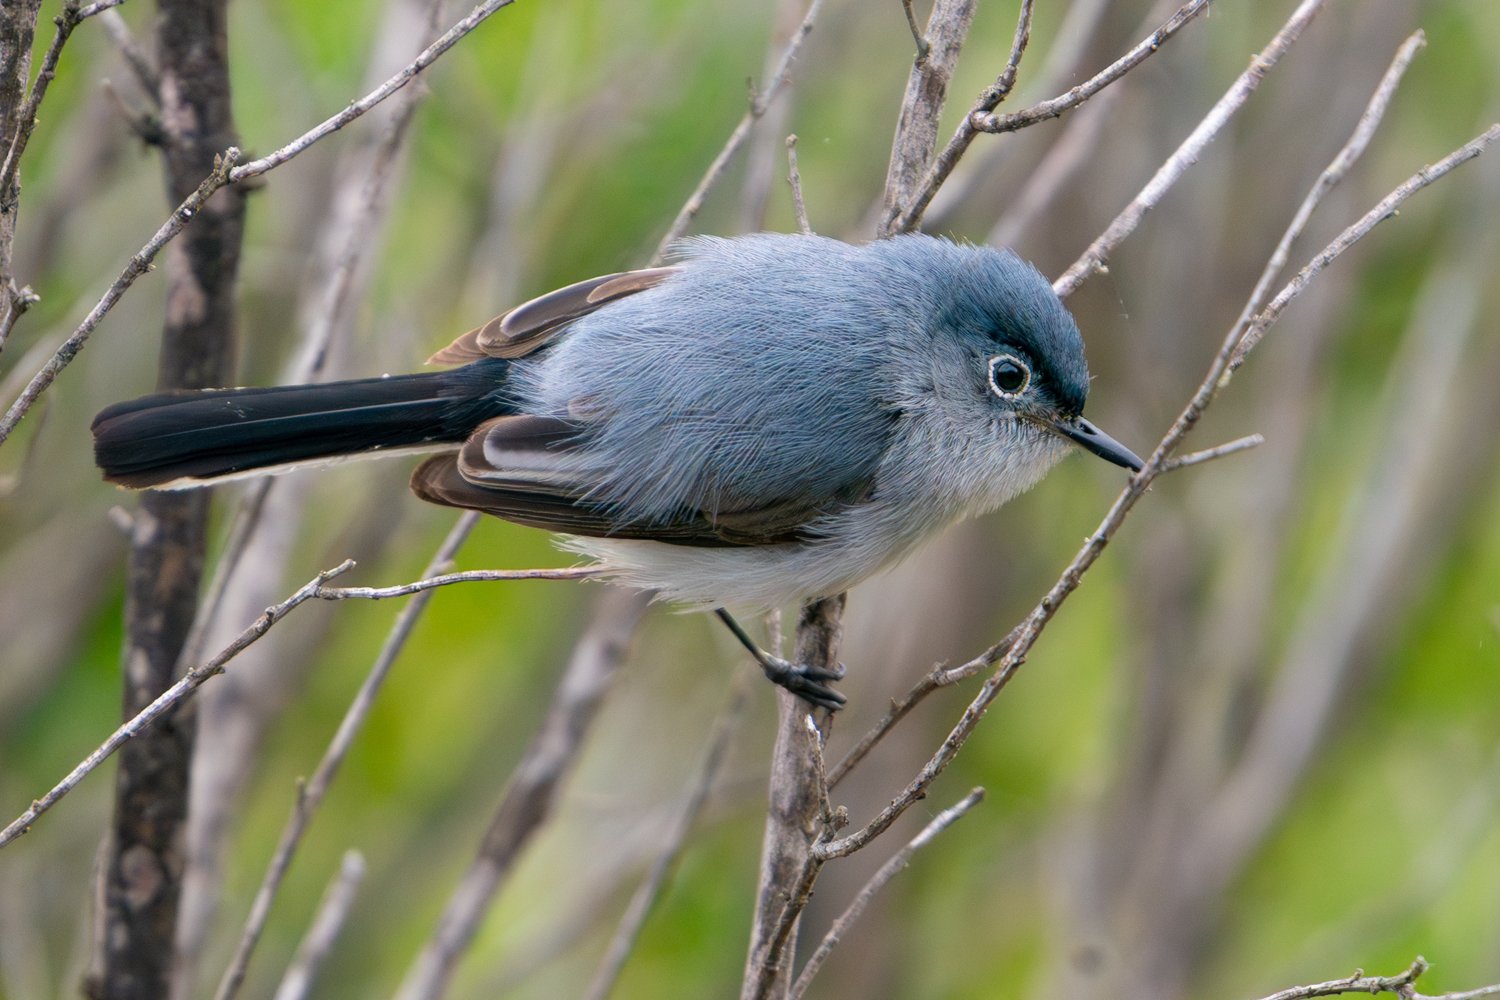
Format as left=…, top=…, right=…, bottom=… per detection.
left=93, top=357, right=515, bottom=489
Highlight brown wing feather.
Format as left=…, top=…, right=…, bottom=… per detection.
left=409, top=414, right=863, bottom=547
left=426, top=267, right=680, bottom=366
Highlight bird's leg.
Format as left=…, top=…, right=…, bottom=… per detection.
left=714, top=608, right=846, bottom=710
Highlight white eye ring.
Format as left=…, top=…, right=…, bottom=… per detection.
left=987, top=354, right=1031, bottom=398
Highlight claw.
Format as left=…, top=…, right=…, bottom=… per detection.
left=757, top=654, right=847, bottom=711
left=713, top=607, right=847, bottom=710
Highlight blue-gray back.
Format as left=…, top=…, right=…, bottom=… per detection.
left=508, top=233, right=1081, bottom=526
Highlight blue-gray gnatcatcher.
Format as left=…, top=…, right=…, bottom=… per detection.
left=94, top=233, right=1141, bottom=708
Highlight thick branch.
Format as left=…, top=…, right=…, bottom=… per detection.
left=94, top=5, right=246, bottom=993
left=741, top=596, right=842, bottom=1000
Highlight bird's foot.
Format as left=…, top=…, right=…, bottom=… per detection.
left=755, top=654, right=847, bottom=711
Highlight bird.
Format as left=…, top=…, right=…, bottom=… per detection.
left=93, top=233, right=1142, bottom=709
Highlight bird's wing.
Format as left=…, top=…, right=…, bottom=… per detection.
left=426, top=267, right=681, bottom=365
left=409, top=415, right=874, bottom=548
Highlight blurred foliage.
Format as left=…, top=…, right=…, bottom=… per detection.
left=1, top=0, right=1498, bottom=998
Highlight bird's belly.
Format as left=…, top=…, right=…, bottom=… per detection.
left=558, top=497, right=954, bottom=614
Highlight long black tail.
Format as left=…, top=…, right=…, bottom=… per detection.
left=93, top=358, right=515, bottom=489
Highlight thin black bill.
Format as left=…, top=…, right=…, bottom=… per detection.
left=1046, top=416, right=1143, bottom=472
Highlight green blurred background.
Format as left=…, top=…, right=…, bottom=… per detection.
left=1, top=0, right=1497, bottom=997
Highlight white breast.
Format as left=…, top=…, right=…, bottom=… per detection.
left=561, top=413, right=1071, bottom=613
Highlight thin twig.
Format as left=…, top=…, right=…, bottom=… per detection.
left=314, top=565, right=604, bottom=601
left=785, top=134, right=811, bottom=234
left=0, top=0, right=519, bottom=445
left=225, top=0, right=515, bottom=183
left=1158, top=433, right=1264, bottom=473
left=1254, top=959, right=1431, bottom=1000
left=826, top=626, right=1019, bottom=789
left=987, top=0, right=1034, bottom=115
left=889, top=0, right=1204, bottom=233
left=814, top=125, right=1499, bottom=862
left=270, top=851, right=367, bottom=1000
left=394, top=590, right=649, bottom=1000
left=0, top=0, right=125, bottom=205
left=651, top=0, right=823, bottom=263
left=787, top=788, right=984, bottom=1000
left=1416, top=987, right=1500, bottom=1000
left=1230, top=124, right=1499, bottom=369
left=98, top=7, right=160, bottom=98
left=0, top=561, right=355, bottom=849
left=0, top=0, right=120, bottom=350
left=1243, top=954, right=1500, bottom=1000
left=900, top=0, right=926, bottom=61
left=976, top=0, right=1211, bottom=133
left=0, top=147, right=238, bottom=447
left=1222, top=30, right=1425, bottom=364
left=879, top=0, right=978, bottom=230
left=581, top=669, right=753, bottom=1000
left=1052, top=0, right=1330, bottom=300
left=0, top=283, right=37, bottom=354
left=213, top=515, right=478, bottom=1000
left=986, top=84, right=1118, bottom=247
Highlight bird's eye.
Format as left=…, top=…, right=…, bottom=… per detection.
left=987, top=355, right=1030, bottom=397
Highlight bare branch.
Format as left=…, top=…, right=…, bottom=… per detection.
left=1224, top=30, right=1425, bottom=353
left=1053, top=0, right=1330, bottom=300
left=1252, top=954, right=1500, bottom=1000
left=1158, top=433, right=1264, bottom=473
left=581, top=669, right=752, bottom=1000
left=213, top=515, right=478, bottom=1000
left=742, top=597, right=841, bottom=1000
left=98, top=7, right=160, bottom=98
left=899, top=0, right=925, bottom=61
left=1251, top=960, right=1500, bottom=1000
left=0, top=0, right=125, bottom=206
left=787, top=788, right=983, bottom=1000
left=1420, top=987, right=1500, bottom=1000
left=0, top=0, right=126, bottom=352
left=314, top=565, right=604, bottom=601
left=269, top=852, right=367, bottom=1000
left=815, top=124, right=1499, bottom=862
left=1253, top=959, right=1430, bottom=1000
left=226, top=0, right=516, bottom=184
left=977, top=0, right=1210, bottom=134
left=0, top=561, right=354, bottom=850
left=0, top=147, right=239, bottom=447
left=0, top=0, right=520, bottom=446
left=1230, top=123, right=1498, bottom=370
left=652, top=0, right=823, bottom=263
left=889, top=0, right=1204, bottom=233
left=785, top=134, right=811, bottom=235
left=826, top=626, right=1020, bottom=789
left=880, top=0, right=977, bottom=230
left=394, top=590, right=649, bottom=1000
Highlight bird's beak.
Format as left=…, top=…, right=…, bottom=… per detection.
left=1042, top=414, right=1143, bottom=472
